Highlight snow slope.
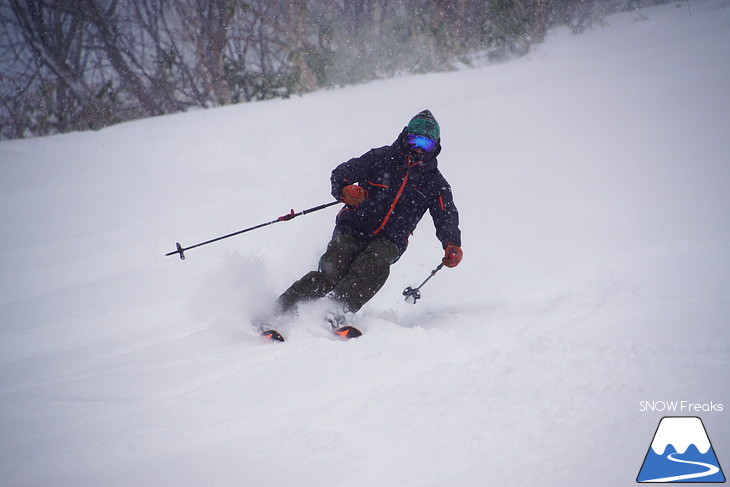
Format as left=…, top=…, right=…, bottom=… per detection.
left=1, top=1, right=729, bottom=485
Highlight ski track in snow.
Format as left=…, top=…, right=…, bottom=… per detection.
left=1, top=1, right=730, bottom=486
left=643, top=453, right=721, bottom=483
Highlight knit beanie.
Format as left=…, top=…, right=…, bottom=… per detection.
left=406, top=110, right=440, bottom=140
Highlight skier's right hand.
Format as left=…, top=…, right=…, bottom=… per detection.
left=442, top=244, right=463, bottom=268
left=341, top=185, right=366, bottom=206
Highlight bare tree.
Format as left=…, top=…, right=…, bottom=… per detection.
left=2, top=0, right=114, bottom=136
left=173, top=0, right=235, bottom=105
left=77, top=0, right=169, bottom=115
left=0, top=0, right=660, bottom=140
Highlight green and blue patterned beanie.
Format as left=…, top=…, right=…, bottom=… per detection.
left=406, top=110, right=440, bottom=140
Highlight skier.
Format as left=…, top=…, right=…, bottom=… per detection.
left=260, top=109, right=462, bottom=340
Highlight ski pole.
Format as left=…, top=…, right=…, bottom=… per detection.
left=166, top=200, right=340, bottom=260
left=403, top=263, right=444, bottom=304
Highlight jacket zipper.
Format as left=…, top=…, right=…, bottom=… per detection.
left=372, top=156, right=415, bottom=236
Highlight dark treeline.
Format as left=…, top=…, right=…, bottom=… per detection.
left=0, top=0, right=667, bottom=140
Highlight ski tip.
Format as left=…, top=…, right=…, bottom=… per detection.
left=261, top=329, right=285, bottom=342
left=333, top=325, right=362, bottom=339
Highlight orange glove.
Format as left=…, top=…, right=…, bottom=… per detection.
left=341, top=185, right=366, bottom=206
left=442, top=244, right=463, bottom=268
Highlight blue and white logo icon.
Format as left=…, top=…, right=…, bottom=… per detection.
left=637, top=416, right=725, bottom=483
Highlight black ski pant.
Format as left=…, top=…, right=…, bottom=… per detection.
left=276, top=234, right=399, bottom=314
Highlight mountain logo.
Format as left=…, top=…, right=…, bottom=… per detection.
left=637, top=416, right=725, bottom=483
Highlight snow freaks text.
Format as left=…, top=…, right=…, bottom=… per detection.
left=639, top=401, right=724, bottom=413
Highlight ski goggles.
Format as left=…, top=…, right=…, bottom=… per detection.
left=405, top=133, right=438, bottom=153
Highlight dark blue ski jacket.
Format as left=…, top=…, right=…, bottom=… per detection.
left=330, top=131, right=461, bottom=256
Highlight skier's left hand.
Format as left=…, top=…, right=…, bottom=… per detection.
left=341, top=184, right=366, bottom=206
left=442, top=244, right=463, bottom=268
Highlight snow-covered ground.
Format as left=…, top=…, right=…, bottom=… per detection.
left=1, top=1, right=729, bottom=485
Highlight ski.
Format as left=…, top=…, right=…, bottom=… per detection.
left=255, top=315, right=362, bottom=342
left=260, top=329, right=284, bottom=342
left=260, top=325, right=360, bottom=341
left=325, top=312, right=362, bottom=339
left=331, top=325, right=362, bottom=339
